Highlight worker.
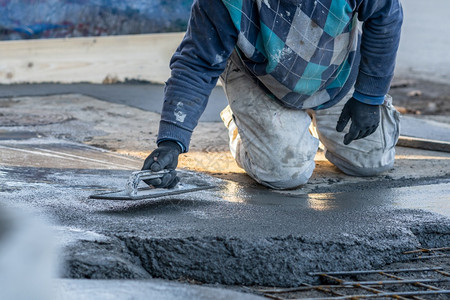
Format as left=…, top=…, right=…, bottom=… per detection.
left=142, top=0, right=403, bottom=190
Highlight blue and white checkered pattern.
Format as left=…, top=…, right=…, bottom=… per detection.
left=222, top=0, right=360, bottom=109
left=157, top=0, right=402, bottom=151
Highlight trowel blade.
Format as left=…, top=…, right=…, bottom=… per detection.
left=90, top=184, right=215, bottom=200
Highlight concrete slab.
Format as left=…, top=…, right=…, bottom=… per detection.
left=1, top=94, right=449, bottom=289
left=1, top=139, right=449, bottom=287
left=1, top=94, right=449, bottom=190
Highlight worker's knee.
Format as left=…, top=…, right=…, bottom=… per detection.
left=325, top=150, right=395, bottom=177
left=242, top=155, right=316, bottom=190
left=257, top=168, right=313, bottom=190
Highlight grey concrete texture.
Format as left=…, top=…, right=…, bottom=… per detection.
left=1, top=94, right=449, bottom=192
left=1, top=94, right=449, bottom=289
left=1, top=1, right=449, bottom=295
left=1, top=138, right=449, bottom=287
left=0, top=207, right=262, bottom=300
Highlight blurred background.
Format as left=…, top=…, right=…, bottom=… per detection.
left=0, top=0, right=449, bottom=117
left=0, top=0, right=191, bottom=40
left=0, top=2, right=449, bottom=299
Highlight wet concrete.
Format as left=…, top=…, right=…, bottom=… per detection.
left=1, top=139, right=449, bottom=287
left=1, top=92, right=449, bottom=290
left=1, top=2, right=449, bottom=293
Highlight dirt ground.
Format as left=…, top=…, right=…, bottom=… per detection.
left=390, top=78, right=450, bottom=118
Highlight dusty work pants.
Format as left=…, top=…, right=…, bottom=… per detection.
left=219, top=56, right=400, bottom=190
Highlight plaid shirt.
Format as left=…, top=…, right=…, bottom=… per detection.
left=158, top=0, right=403, bottom=151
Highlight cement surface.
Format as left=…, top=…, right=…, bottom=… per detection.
left=1, top=138, right=449, bottom=287
left=1, top=94, right=449, bottom=289
left=1, top=2, right=450, bottom=294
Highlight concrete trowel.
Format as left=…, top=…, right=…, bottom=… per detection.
left=90, top=170, right=215, bottom=200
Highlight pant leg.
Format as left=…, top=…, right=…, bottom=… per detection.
left=312, top=92, right=400, bottom=176
left=219, top=54, right=319, bottom=189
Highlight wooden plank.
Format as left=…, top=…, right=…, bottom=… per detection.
left=0, top=33, right=184, bottom=84
left=397, top=136, right=450, bottom=153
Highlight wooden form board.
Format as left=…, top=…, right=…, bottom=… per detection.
left=0, top=33, right=185, bottom=84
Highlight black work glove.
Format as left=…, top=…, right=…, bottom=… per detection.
left=336, top=97, right=381, bottom=145
left=141, top=141, right=181, bottom=189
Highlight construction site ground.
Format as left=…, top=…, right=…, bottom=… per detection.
left=1, top=0, right=449, bottom=297
left=0, top=80, right=449, bottom=299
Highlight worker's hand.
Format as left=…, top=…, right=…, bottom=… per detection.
left=141, top=141, right=181, bottom=188
left=336, top=97, right=380, bottom=145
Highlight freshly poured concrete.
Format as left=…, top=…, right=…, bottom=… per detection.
left=1, top=93, right=449, bottom=291
left=1, top=138, right=449, bottom=287
left=1, top=2, right=449, bottom=294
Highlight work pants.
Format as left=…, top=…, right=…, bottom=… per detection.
left=219, top=55, right=400, bottom=190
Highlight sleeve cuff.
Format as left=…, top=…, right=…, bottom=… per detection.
left=157, top=121, right=192, bottom=153
left=157, top=139, right=186, bottom=153
left=354, top=71, right=393, bottom=98
left=352, top=91, right=385, bottom=105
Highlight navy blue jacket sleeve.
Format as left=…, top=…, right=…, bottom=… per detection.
left=354, top=0, right=403, bottom=100
left=157, top=0, right=238, bottom=152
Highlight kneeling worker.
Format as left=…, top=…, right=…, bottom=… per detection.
left=142, top=0, right=403, bottom=190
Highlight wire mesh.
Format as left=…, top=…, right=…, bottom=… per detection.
left=255, top=247, right=450, bottom=299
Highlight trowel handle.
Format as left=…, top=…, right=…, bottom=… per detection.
left=126, top=170, right=170, bottom=197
